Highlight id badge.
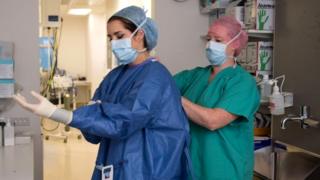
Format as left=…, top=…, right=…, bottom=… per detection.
left=101, top=165, right=113, bottom=180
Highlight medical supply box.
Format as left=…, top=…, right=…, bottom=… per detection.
left=0, top=41, right=14, bottom=79
left=244, top=0, right=275, bottom=30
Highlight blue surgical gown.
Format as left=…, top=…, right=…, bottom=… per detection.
left=69, top=59, right=190, bottom=180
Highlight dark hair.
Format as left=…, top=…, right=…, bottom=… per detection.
left=108, top=16, right=147, bottom=48
left=108, top=16, right=137, bottom=33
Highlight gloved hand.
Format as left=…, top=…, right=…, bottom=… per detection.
left=13, top=91, right=73, bottom=124
left=13, top=91, right=57, bottom=118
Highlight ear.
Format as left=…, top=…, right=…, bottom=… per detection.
left=133, top=29, right=145, bottom=41
left=230, top=39, right=241, bottom=49
left=226, top=42, right=237, bottom=57
left=228, top=40, right=240, bottom=56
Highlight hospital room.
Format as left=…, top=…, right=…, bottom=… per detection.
left=0, top=0, right=320, bottom=179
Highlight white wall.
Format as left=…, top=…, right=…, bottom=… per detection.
left=154, top=0, right=209, bottom=74
left=0, top=0, right=42, bottom=179
left=58, top=0, right=207, bottom=93
left=58, top=15, right=87, bottom=78
left=86, top=13, right=108, bottom=94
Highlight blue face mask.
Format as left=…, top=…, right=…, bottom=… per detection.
left=111, top=38, right=138, bottom=65
left=206, top=31, right=242, bottom=66
left=111, top=18, right=147, bottom=65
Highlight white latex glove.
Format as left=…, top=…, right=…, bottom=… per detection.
left=13, top=91, right=57, bottom=118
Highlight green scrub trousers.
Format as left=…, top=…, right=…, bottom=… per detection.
left=174, top=65, right=260, bottom=180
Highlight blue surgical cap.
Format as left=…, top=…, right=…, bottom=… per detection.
left=111, top=6, right=158, bottom=51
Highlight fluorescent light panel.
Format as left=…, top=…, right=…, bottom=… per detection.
left=68, top=8, right=92, bottom=15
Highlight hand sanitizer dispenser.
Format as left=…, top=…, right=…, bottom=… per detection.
left=0, top=120, right=5, bottom=146
left=269, top=80, right=285, bottom=115
left=4, top=120, right=14, bottom=146
left=259, top=74, right=272, bottom=103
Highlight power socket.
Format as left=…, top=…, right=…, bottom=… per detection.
left=12, top=117, right=31, bottom=126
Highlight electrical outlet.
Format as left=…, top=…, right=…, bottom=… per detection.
left=12, top=117, right=31, bottom=126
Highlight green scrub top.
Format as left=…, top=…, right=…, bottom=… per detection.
left=174, top=65, right=260, bottom=180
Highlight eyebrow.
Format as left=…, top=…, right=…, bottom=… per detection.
left=212, top=33, right=224, bottom=40
left=214, top=35, right=222, bottom=39
left=107, top=31, right=124, bottom=37
left=206, top=33, right=223, bottom=41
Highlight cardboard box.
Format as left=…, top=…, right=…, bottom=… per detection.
left=256, top=0, right=274, bottom=30
left=258, top=41, right=273, bottom=74
left=244, top=0, right=275, bottom=30
left=0, top=79, right=14, bottom=98
left=0, top=41, right=14, bottom=60
left=246, top=42, right=258, bottom=73
left=244, top=1, right=256, bottom=29
left=228, top=6, right=245, bottom=26
left=0, top=41, right=14, bottom=79
left=243, top=41, right=273, bottom=74
left=237, top=48, right=247, bottom=64
left=246, top=42, right=258, bottom=65
left=0, top=60, right=14, bottom=79
left=200, top=0, right=230, bottom=13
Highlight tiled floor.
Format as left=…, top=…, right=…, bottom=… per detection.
left=42, top=121, right=266, bottom=180
left=43, top=124, right=98, bottom=180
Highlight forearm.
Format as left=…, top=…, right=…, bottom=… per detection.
left=49, top=108, right=73, bottom=124
left=70, top=102, right=153, bottom=139
left=182, top=97, right=237, bottom=130
left=182, top=98, right=212, bottom=129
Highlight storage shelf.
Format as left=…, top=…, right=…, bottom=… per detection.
left=246, top=29, right=274, bottom=39
left=200, top=1, right=228, bottom=14
left=201, top=6, right=225, bottom=14
left=201, top=29, right=273, bottom=40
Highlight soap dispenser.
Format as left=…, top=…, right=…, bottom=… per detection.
left=4, top=120, right=14, bottom=146
left=269, top=80, right=285, bottom=115
left=259, top=74, right=272, bottom=103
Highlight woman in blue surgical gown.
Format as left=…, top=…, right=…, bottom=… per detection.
left=13, top=6, right=191, bottom=180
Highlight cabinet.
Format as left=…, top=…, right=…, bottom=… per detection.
left=0, top=141, right=33, bottom=179
left=271, top=0, right=320, bottom=179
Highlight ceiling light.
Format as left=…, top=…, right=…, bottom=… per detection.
left=68, top=8, right=92, bottom=15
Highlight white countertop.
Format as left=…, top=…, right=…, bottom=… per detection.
left=73, top=81, right=91, bottom=86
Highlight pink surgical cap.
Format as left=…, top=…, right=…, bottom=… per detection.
left=210, top=16, right=248, bottom=56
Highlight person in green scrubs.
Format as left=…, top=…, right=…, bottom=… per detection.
left=174, top=16, right=260, bottom=180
